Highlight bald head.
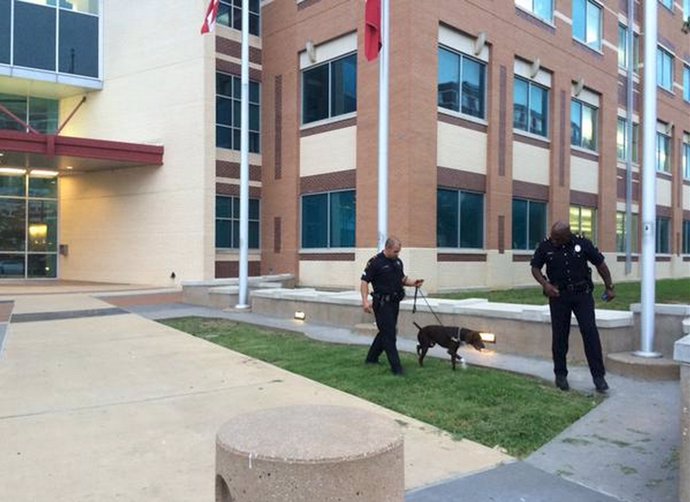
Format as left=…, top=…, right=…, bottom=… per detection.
left=383, top=236, right=402, bottom=259
left=550, top=221, right=572, bottom=246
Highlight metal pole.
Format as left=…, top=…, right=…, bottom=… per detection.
left=236, top=0, right=250, bottom=309
left=624, top=0, right=634, bottom=275
left=635, top=0, right=660, bottom=357
left=377, top=0, right=389, bottom=251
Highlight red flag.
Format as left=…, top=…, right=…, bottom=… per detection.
left=364, top=0, right=381, bottom=61
left=200, top=0, right=219, bottom=34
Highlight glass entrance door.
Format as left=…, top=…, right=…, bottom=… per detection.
left=0, top=170, right=58, bottom=278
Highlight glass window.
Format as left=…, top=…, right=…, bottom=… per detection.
left=515, top=0, right=553, bottom=22
left=28, top=200, right=57, bottom=252
left=0, top=94, right=59, bottom=134
left=218, top=0, right=260, bottom=36
left=660, top=0, right=673, bottom=10
left=571, top=99, right=598, bottom=151
left=64, top=0, right=100, bottom=15
left=681, top=134, right=690, bottom=180
left=0, top=172, right=58, bottom=279
left=617, top=117, right=639, bottom=163
left=569, top=206, right=596, bottom=242
left=656, top=217, right=670, bottom=253
left=27, top=253, right=56, bottom=278
left=59, top=10, right=99, bottom=77
left=684, top=66, right=690, bottom=102
left=616, top=211, right=639, bottom=253
left=329, top=190, right=355, bottom=248
left=215, top=196, right=260, bottom=249
left=437, top=189, right=484, bottom=248
left=0, top=199, right=26, bottom=252
left=438, top=47, right=486, bottom=119
left=685, top=0, right=690, bottom=15
left=657, top=47, right=674, bottom=91
left=0, top=174, right=26, bottom=197
left=618, top=24, right=640, bottom=71
left=14, top=1, right=57, bottom=71
left=573, top=0, right=602, bottom=51
left=0, top=94, right=27, bottom=132
left=0, top=0, right=10, bottom=64
left=512, top=198, right=547, bottom=250
left=216, top=73, right=261, bottom=153
left=301, top=190, right=356, bottom=249
left=302, top=53, right=356, bottom=124
left=0, top=254, right=25, bottom=278
left=656, top=130, right=671, bottom=173
left=513, top=76, right=548, bottom=137
left=28, top=97, right=59, bottom=134
left=29, top=175, right=57, bottom=197
left=683, top=220, right=690, bottom=255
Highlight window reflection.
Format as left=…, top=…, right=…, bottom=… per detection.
left=28, top=200, right=57, bottom=252
left=0, top=173, right=58, bottom=279
left=7, top=0, right=100, bottom=77
left=0, top=199, right=26, bottom=252
left=438, top=47, right=486, bottom=119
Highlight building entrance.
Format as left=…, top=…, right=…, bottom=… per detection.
left=0, top=170, right=58, bottom=279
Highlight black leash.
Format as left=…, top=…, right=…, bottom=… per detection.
left=412, top=287, right=445, bottom=326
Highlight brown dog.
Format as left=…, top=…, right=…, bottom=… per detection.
left=414, top=322, right=485, bottom=370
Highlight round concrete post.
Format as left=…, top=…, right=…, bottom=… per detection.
left=215, top=405, right=404, bottom=502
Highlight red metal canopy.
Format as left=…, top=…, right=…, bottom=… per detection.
left=0, top=130, right=164, bottom=173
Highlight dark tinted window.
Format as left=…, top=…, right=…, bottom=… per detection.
left=14, top=2, right=56, bottom=71
left=59, top=10, right=99, bottom=77
left=0, top=0, right=10, bottom=64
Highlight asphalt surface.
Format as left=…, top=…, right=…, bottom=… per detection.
left=133, top=302, right=681, bottom=502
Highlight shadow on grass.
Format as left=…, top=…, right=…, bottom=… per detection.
left=161, top=316, right=602, bottom=458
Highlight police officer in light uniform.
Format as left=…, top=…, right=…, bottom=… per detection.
left=530, top=221, right=616, bottom=393
left=361, top=237, right=424, bottom=375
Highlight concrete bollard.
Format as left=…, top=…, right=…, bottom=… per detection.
left=674, top=334, right=690, bottom=501
left=215, top=404, right=404, bottom=502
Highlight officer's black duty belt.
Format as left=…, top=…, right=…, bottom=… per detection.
left=372, top=292, right=405, bottom=302
left=558, top=281, right=591, bottom=293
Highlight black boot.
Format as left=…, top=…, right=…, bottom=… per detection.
left=555, top=375, right=570, bottom=391
left=593, top=376, right=609, bottom=393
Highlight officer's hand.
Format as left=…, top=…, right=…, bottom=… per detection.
left=362, top=300, right=373, bottom=313
left=413, top=279, right=424, bottom=288
left=603, top=287, right=616, bottom=302
left=543, top=283, right=560, bottom=298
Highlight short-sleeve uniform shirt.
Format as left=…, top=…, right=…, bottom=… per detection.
left=361, top=252, right=405, bottom=295
left=530, top=235, right=604, bottom=287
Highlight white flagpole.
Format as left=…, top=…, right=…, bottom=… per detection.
left=236, top=0, right=250, bottom=309
left=635, top=0, right=660, bottom=357
left=377, top=0, right=390, bottom=251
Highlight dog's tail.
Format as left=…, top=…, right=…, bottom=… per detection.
left=413, top=321, right=422, bottom=331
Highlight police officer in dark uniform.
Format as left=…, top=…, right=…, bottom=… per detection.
left=530, top=221, right=616, bottom=393
left=361, top=237, right=424, bottom=375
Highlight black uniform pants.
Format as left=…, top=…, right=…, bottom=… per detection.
left=549, top=291, right=605, bottom=378
left=366, top=298, right=403, bottom=374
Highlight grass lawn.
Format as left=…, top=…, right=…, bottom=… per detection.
left=435, top=278, right=690, bottom=311
left=161, top=317, right=602, bottom=458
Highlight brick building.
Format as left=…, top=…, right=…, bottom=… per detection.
left=0, top=0, right=688, bottom=290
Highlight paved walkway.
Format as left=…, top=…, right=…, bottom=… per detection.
left=0, top=284, right=680, bottom=501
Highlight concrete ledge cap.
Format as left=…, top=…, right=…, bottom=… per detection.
left=674, top=334, right=690, bottom=364
left=631, top=303, right=690, bottom=315
left=217, top=405, right=402, bottom=463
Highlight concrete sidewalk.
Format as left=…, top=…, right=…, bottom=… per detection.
left=0, top=292, right=509, bottom=501
left=133, top=302, right=680, bottom=502
left=0, top=287, right=680, bottom=501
